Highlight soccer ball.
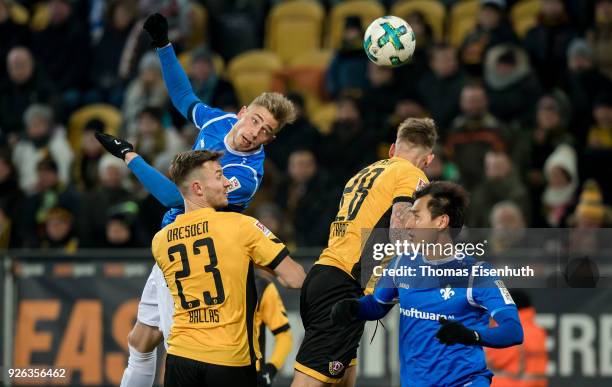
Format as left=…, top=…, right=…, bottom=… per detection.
left=363, top=16, right=416, bottom=67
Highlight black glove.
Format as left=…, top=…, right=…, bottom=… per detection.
left=330, top=298, right=360, bottom=325
left=257, top=363, right=277, bottom=387
left=143, top=13, right=169, bottom=48
left=94, top=132, right=134, bottom=160
left=435, top=317, right=480, bottom=346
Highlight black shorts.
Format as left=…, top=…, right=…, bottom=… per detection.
left=164, top=354, right=256, bottom=387
left=295, top=264, right=365, bottom=383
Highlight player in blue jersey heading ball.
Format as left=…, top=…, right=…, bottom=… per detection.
left=331, top=181, right=524, bottom=387
left=96, top=13, right=296, bottom=387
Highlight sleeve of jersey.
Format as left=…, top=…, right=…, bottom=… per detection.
left=392, top=166, right=427, bottom=204
left=156, top=44, right=200, bottom=119
left=244, top=217, right=289, bottom=269
left=128, top=156, right=183, bottom=208
left=471, top=263, right=518, bottom=317
left=476, top=308, right=524, bottom=348
left=260, top=283, right=292, bottom=368
left=223, top=165, right=258, bottom=211
left=357, top=294, right=395, bottom=321
left=260, top=283, right=290, bottom=334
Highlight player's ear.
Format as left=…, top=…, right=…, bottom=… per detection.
left=436, top=214, right=449, bottom=231
left=237, top=106, right=248, bottom=118
left=425, top=153, right=435, bottom=167
left=389, top=143, right=396, bottom=158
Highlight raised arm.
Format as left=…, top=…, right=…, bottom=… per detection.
left=125, top=153, right=183, bottom=208
left=143, top=13, right=199, bottom=120
left=95, top=132, right=183, bottom=208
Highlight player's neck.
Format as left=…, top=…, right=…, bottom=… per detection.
left=393, top=147, right=427, bottom=170
left=184, top=197, right=214, bottom=213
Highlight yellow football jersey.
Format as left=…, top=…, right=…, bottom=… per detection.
left=254, top=272, right=292, bottom=370
left=317, top=157, right=428, bottom=280
left=151, top=207, right=288, bottom=367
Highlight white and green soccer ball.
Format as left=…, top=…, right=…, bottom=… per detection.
left=363, top=16, right=416, bottom=67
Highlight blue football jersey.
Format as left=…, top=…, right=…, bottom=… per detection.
left=374, top=254, right=517, bottom=387
left=160, top=104, right=264, bottom=227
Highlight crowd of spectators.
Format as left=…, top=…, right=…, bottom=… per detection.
left=1, top=0, right=611, bottom=252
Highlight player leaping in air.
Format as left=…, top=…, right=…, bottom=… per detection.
left=95, top=13, right=297, bottom=387
left=291, top=118, right=436, bottom=387
left=331, top=181, right=524, bottom=387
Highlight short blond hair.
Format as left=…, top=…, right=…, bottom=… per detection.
left=397, top=118, right=438, bottom=149
left=250, top=92, right=297, bottom=133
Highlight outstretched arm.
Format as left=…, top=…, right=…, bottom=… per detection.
left=144, top=13, right=199, bottom=121
left=157, top=44, right=200, bottom=120
left=94, top=132, right=183, bottom=208
left=125, top=153, right=183, bottom=208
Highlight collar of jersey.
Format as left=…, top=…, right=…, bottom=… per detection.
left=175, top=207, right=216, bottom=221
left=223, top=132, right=263, bottom=156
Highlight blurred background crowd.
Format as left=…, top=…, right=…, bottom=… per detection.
left=0, top=0, right=611, bottom=252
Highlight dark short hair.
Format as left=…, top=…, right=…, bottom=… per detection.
left=413, top=181, right=469, bottom=238
left=169, top=150, right=223, bottom=187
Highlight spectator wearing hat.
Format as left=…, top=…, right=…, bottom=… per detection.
left=325, top=16, right=370, bottom=98
left=122, top=51, right=168, bottom=136
left=460, top=0, right=518, bottom=77
left=542, top=144, right=579, bottom=227
left=524, top=0, right=578, bottom=89
left=587, top=0, right=612, bottom=79
left=39, top=207, right=79, bottom=252
left=0, top=46, right=54, bottom=145
left=587, top=93, right=612, bottom=149
left=484, top=44, right=542, bottom=128
left=418, top=44, right=467, bottom=135
left=568, top=180, right=611, bottom=255
left=12, top=103, right=74, bottom=194
left=188, top=46, right=238, bottom=113
left=563, top=38, right=612, bottom=139
left=104, top=203, right=147, bottom=248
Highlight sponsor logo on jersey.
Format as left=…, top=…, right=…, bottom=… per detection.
left=416, top=178, right=427, bottom=190
left=495, top=280, right=514, bottom=304
left=399, top=307, right=454, bottom=321
left=227, top=176, right=241, bottom=193
left=440, top=284, right=455, bottom=300
left=329, top=361, right=344, bottom=376
left=254, top=221, right=271, bottom=237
